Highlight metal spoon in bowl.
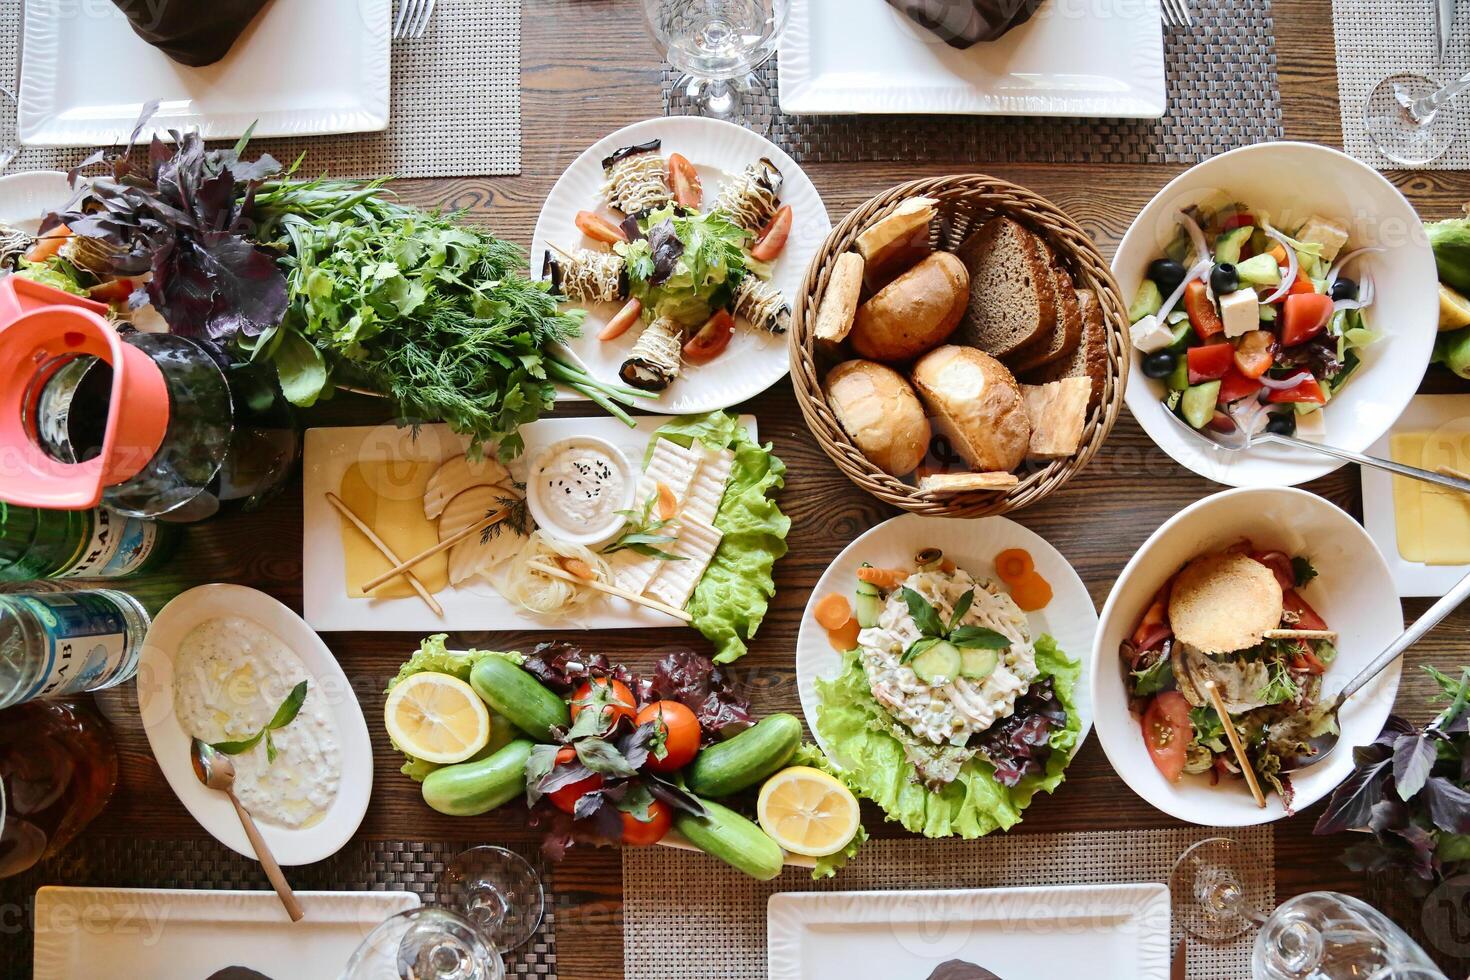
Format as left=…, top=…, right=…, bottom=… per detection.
left=1278, top=569, right=1470, bottom=773
left=191, top=738, right=304, bottom=922
left=1161, top=402, right=1470, bottom=495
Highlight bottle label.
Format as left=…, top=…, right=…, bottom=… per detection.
left=59, top=510, right=161, bottom=579
left=12, top=594, right=137, bottom=703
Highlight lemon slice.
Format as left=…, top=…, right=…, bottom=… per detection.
left=757, top=766, right=861, bottom=858
left=384, top=672, right=491, bottom=764
left=1441, top=283, right=1470, bottom=331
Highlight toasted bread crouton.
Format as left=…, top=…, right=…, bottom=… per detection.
left=1168, top=552, right=1284, bottom=654
left=917, top=471, right=1020, bottom=494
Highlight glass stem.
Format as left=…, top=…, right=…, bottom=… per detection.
left=467, top=887, right=509, bottom=935
left=1413, top=69, right=1470, bottom=120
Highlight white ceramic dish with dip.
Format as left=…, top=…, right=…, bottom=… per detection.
left=525, top=435, right=636, bottom=548
left=138, top=584, right=373, bottom=866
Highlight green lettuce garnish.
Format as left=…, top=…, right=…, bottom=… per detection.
left=16, top=257, right=89, bottom=296
left=386, top=634, right=522, bottom=781
left=648, top=412, right=790, bottom=663
left=616, top=206, right=751, bottom=325
left=814, top=635, right=1081, bottom=838
left=789, top=743, right=868, bottom=879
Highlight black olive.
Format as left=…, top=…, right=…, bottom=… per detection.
left=1330, top=277, right=1358, bottom=301
left=1265, top=412, right=1297, bottom=436
left=1210, top=263, right=1240, bottom=296
left=1142, top=351, right=1177, bottom=379
left=1148, top=258, right=1187, bottom=296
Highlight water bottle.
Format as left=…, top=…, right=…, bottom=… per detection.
left=0, top=589, right=150, bottom=710
left=0, top=503, right=180, bottom=581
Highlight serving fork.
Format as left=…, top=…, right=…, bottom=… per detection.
left=393, top=0, right=438, bottom=39
left=1161, top=0, right=1194, bottom=29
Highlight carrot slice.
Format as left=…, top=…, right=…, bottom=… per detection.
left=655, top=482, right=678, bottom=521
left=827, top=617, right=862, bottom=652
left=25, top=224, right=69, bottom=263
left=939, top=558, right=957, bottom=575
left=558, top=557, right=597, bottom=581
left=814, top=593, right=852, bottom=631
left=994, top=549, right=1034, bottom=584
left=856, top=566, right=907, bottom=591
left=1010, top=571, right=1053, bottom=612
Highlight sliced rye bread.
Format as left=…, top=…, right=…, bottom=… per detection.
left=952, top=217, right=1056, bottom=359
left=1006, top=242, right=1083, bottom=373
left=1022, top=287, right=1108, bottom=410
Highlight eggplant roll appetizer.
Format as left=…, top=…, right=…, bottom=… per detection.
left=731, top=276, right=790, bottom=334
left=715, top=158, right=784, bottom=234
left=619, top=315, right=685, bottom=391
left=601, top=140, right=672, bottom=217
left=544, top=248, right=628, bottom=305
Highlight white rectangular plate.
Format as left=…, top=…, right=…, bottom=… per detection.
left=19, top=0, right=391, bottom=147
left=1362, top=393, right=1470, bottom=597
left=33, top=887, right=418, bottom=979
left=303, top=415, right=756, bottom=632
left=768, top=883, right=1171, bottom=980
left=778, top=0, right=1166, bottom=117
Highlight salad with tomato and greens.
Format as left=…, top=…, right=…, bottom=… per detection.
left=1121, top=542, right=1338, bottom=809
left=1128, top=200, right=1382, bottom=439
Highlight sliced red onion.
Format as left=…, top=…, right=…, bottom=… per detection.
left=1155, top=258, right=1213, bottom=323
left=1260, top=225, right=1299, bottom=304
left=1177, top=210, right=1209, bottom=265
left=1258, top=370, right=1313, bottom=391
left=1228, top=395, right=1270, bottom=446
left=1326, top=246, right=1386, bottom=288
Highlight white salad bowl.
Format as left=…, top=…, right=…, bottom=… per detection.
left=1113, top=141, right=1440, bottom=488
left=1091, top=486, right=1403, bottom=825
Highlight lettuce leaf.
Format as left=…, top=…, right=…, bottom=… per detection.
left=387, top=634, right=523, bottom=781
left=649, top=412, right=790, bottom=663
left=790, top=743, right=868, bottom=879
left=814, top=635, right=1081, bottom=838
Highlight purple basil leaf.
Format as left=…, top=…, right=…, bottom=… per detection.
left=1422, top=776, right=1470, bottom=834
left=973, top=677, right=1065, bottom=788
left=647, top=219, right=684, bottom=286
left=613, top=782, right=656, bottom=821
left=586, top=795, right=626, bottom=842
left=572, top=788, right=608, bottom=822
left=528, top=805, right=579, bottom=861
left=617, top=721, right=657, bottom=773
left=1314, top=742, right=1394, bottom=835
left=1393, top=733, right=1438, bottom=800
left=522, top=744, right=560, bottom=808
left=520, top=643, right=613, bottom=694
left=575, top=738, right=639, bottom=778
left=646, top=775, right=708, bottom=818
left=619, top=214, right=645, bottom=243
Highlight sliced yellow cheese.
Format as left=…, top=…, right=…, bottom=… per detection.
left=339, top=461, right=449, bottom=598
left=1390, top=432, right=1427, bottom=563
left=1390, top=428, right=1470, bottom=566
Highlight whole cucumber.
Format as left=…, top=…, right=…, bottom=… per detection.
left=422, top=738, right=535, bottom=816
left=686, top=713, right=802, bottom=798
left=469, top=657, right=569, bottom=742
left=675, top=798, right=785, bottom=881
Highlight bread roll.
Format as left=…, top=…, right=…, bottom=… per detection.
left=815, top=252, right=865, bottom=345
left=911, top=345, right=1030, bottom=473
left=850, top=252, right=969, bottom=362
left=824, top=360, right=932, bottom=476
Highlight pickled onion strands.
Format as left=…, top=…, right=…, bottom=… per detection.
left=1260, top=225, right=1299, bottom=304
left=502, top=531, right=611, bottom=616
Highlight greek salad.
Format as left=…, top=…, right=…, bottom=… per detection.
left=1129, top=200, right=1382, bottom=439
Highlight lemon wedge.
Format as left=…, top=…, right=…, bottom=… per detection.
left=1440, top=283, right=1470, bottom=331
left=384, top=672, right=491, bottom=764
left=756, top=766, right=860, bottom=858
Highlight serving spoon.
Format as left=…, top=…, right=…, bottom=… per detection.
left=1161, top=403, right=1470, bottom=495
left=191, top=738, right=305, bottom=922
left=1279, top=569, right=1470, bottom=773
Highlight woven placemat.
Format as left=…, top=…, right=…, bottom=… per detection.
left=0, top=0, right=521, bottom=179
left=1332, top=0, right=1470, bottom=170
left=623, top=826, right=1274, bottom=979
left=662, top=0, right=1282, bottom=165
left=0, top=838, right=557, bottom=979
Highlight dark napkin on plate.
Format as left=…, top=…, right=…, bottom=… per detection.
left=924, top=962, right=1005, bottom=980
left=110, top=0, right=275, bottom=67
left=886, top=0, right=1047, bottom=48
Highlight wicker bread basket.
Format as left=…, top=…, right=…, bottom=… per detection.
left=790, top=175, right=1130, bottom=517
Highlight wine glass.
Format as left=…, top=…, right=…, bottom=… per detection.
left=339, top=906, right=505, bottom=980
left=641, top=0, right=792, bottom=133
left=1253, top=892, right=1446, bottom=980
left=440, top=846, right=545, bottom=952
left=1364, top=70, right=1470, bottom=166
left=1170, top=837, right=1272, bottom=941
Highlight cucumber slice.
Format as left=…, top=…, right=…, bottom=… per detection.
left=1180, top=380, right=1221, bottom=429
left=1166, top=356, right=1190, bottom=392
left=1214, top=226, right=1254, bottom=266
left=1166, top=320, right=1193, bottom=351
left=1129, top=280, right=1163, bottom=323
left=855, top=573, right=883, bottom=629
left=959, top=647, right=998, bottom=680
left=910, top=640, right=961, bottom=685
left=1236, top=253, right=1281, bottom=288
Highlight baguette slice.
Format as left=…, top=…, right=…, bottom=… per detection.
left=1008, top=244, right=1083, bottom=373
left=1021, top=377, right=1091, bottom=460
left=814, top=252, right=865, bottom=345
left=855, top=197, right=937, bottom=290
left=953, top=217, right=1057, bottom=359
left=918, top=471, right=1020, bottom=494
left=1023, top=287, right=1108, bottom=410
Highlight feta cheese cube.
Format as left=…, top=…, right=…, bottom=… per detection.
left=1293, top=407, right=1326, bottom=440
left=1129, top=314, right=1173, bottom=353
left=1219, top=287, right=1260, bottom=339
left=1297, top=215, right=1350, bottom=265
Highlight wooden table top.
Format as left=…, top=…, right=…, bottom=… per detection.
left=77, top=2, right=1470, bottom=977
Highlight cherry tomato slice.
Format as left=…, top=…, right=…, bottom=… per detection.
left=599, top=298, right=642, bottom=341
left=1280, top=292, right=1335, bottom=347
left=667, top=154, right=702, bottom=210
left=1282, top=590, right=1329, bottom=631
left=750, top=205, right=793, bottom=262
left=1186, top=342, right=1234, bottom=384
left=1265, top=375, right=1327, bottom=405
left=1143, top=691, right=1192, bottom=783
left=1220, top=211, right=1255, bottom=232
left=576, top=210, right=627, bottom=245
left=682, top=309, right=735, bottom=365
left=1217, top=367, right=1264, bottom=404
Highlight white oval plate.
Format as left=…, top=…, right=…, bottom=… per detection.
left=1090, top=486, right=1403, bottom=825
left=137, top=584, right=374, bottom=865
left=1113, top=141, right=1440, bottom=487
left=796, top=514, right=1096, bottom=770
left=531, top=116, right=831, bottom=414
left=0, top=170, right=72, bottom=232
